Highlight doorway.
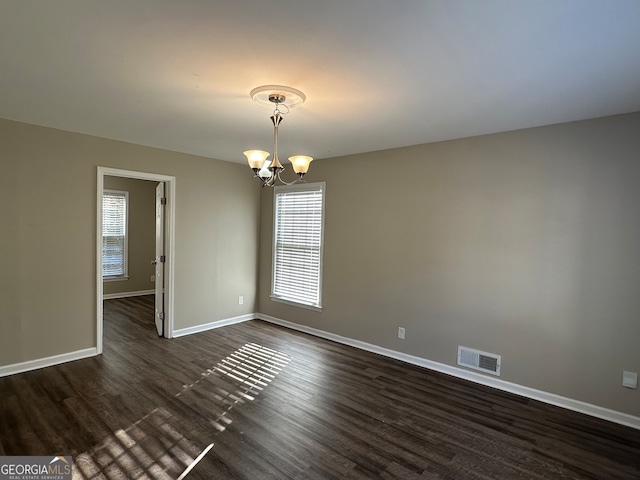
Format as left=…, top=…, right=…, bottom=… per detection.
left=96, top=167, right=176, bottom=354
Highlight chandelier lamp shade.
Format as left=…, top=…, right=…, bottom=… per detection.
left=243, top=85, right=313, bottom=187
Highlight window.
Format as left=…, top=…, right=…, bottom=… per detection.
left=272, top=182, right=325, bottom=310
left=102, top=190, right=129, bottom=279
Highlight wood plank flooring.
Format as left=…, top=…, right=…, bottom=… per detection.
left=1, top=295, right=639, bottom=479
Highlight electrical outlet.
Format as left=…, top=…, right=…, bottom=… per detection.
left=238, top=296, right=244, bottom=306
left=398, top=327, right=405, bottom=340
left=150, top=275, right=155, bottom=282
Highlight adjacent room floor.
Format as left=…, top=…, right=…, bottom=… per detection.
left=0, top=296, right=639, bottom=479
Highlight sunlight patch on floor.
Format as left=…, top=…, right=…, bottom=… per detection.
left=71, top=343, right=291, bottom=479
left=180, top=343, right=292, bottom=433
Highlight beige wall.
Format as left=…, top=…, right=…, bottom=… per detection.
left=3, top=111, right=639, bottom=418
left=103, top=176, right=157, bottom=296
left=258, top=112, right=640, bottom=417
left=0, top=118, right=260, bottom=366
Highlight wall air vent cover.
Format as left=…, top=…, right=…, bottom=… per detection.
left=457, top=346, right=501, bottom=376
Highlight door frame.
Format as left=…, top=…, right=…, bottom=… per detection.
left=96, top=167, right=176, bottom=353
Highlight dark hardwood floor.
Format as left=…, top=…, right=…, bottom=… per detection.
left=1, top=295, right=639, bottom=479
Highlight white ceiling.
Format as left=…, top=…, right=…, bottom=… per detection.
left=2, top=0, right=640, bottom=164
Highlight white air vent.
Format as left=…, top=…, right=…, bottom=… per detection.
left=457, top=346, right=501, bottom=376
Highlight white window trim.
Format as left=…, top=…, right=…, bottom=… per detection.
left=271, top=182, right=325, bottom=311
left=102, top=189, right=129, bottom=280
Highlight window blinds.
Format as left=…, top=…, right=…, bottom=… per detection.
left=102, top=191, right=128, bottom=277
left=272, top=183, right=325, bottom=309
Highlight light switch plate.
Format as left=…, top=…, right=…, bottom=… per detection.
left=622, top=371, right=638, bottom=389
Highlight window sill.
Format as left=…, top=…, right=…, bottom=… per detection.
left=270, top=296, right=322, bottom=312
left=103, top=275, right=130, bottom=282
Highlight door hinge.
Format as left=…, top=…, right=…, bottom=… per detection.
left=158, top=312, right=165, bottom=320
left=160, top=197, right=167, bottom=205
left=160, top=255, right=166, bottom=263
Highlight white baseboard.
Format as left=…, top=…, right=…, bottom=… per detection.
left=103, top=289, right=155, bottom=300
left=172, top=313, right=257, bottom=338
left=257, top=313, right=640, bottom=431
left=0, top=347, right=98, bottom=378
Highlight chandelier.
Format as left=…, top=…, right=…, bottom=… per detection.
left=244, top=85, right=313, bottom=187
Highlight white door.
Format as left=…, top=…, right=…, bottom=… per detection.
left=154, top=182, right=165, bottom=336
